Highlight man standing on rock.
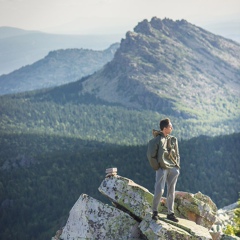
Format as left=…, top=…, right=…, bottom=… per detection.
left=147, top=118, right=180, bottom=222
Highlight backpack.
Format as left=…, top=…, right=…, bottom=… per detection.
left=147, top=129, right=180, bottom=170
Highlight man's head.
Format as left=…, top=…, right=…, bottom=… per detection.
left=160, top=118, right=173, bottom=135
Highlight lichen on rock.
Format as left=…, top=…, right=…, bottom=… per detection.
left=60, top=193, right=143, bottom=240
left=55, top=173, right=235, bottom=240
left=174, top=191, right=217, bottom=229
left=98, top=175, right=153, bottom=220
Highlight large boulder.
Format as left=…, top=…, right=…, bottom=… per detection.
left=59, top=193, right=144, bottom=240
left=98, top=174, right=153, bottom=220
left=174, top=191, right=217, bottom=229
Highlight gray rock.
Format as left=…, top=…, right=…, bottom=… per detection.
left=98, top=175, right=153, bottom=220
left=140, top=213, right=212, bottom=240
left=56, top=174, right=234, bottom=240
left=99, top=175, right=212, bottom=239
left=59, top=193, right=144, bottom=240
left=99, top=175, right=217, bottom=228
left=174, top=191, right=217, bottom=229
left=210, top=202, right=239, bottom=240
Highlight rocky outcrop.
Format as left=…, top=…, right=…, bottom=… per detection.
left=99, top=174, right=153, bottom=220
left=139, top=213, right=212, bottom=240
left=212, top=202, right=238, bottom=232
left=59, top=194, right=144, bottom=240
left=99, top=175, right=217, bottom=230
left=210, top=202, right=239, bottom=240
left=52, top=168, right=238, bottom=240
left=174, top=191, right=217, bottom=229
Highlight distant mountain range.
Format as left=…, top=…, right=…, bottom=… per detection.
left=0, top=43, right=119, bottom=95
left=0, top=26, right=122, bottom=75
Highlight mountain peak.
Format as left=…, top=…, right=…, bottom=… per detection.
left=80, top=17, right=240, bottom=119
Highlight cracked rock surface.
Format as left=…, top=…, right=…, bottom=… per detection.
left=54, top=175, right=237, bottom=240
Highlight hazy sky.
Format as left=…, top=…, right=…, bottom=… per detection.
left=0, top=0, right=239, bottom=36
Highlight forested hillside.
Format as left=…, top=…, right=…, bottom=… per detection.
left=0, top=89, right=239, bottom=144
left=0, top=132, right=239, bottom=240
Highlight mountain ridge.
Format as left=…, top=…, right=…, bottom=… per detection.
left=62, top=18, right=240, bottom=120
left=0, top=26, right=41, bottom=39
left=0, top=26, right=122, bottom=75
left=0, top=43, right=119, bottom=95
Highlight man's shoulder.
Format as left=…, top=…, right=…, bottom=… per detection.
left=148, top=134, right=161, bottom=144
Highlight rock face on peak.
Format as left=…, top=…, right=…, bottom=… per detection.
left=53, top=173, right=238, bottom=240
left=80, top=17, right=240, bottom=118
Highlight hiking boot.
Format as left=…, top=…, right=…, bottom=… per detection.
left=152, top=211, right=159, bottom=220
left=167, top=213, right=179, bottom=222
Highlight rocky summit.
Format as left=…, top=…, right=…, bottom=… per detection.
left=52, top=169, right=239, bottom=240
left=79, top=17, right=240, bottom=119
